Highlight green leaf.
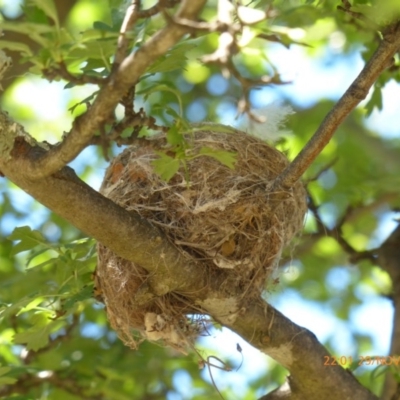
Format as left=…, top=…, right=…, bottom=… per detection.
left=137, top=83, right=183, bottom=116
left=63, top=285, right=94, bottom=310
left=147, top=42, right=197, bottom=74
left=166, top=125, right=185, bottom=146
left=348, top=358, right=362, bottom=372
left=108, top=0, right=125, bottom=7
left=13, top=319, right=64, bottom=351
left=0, top=366, right=18, bottom=385
left=81, top=58, right=109, bottom=71
left=25, top=249, right=55, bottom=270
left=13, top=328, right=49, bottom=351
left=198, top=147, right=237, bottom=169
left=152, top=152, right=180, bottom=182
left=7, top=226, right=53, bottom=256
left=0, top=21, right=54, bottom=35
left=0, top=366, right=11, bottom=376
left=365, top=85, right=382, bottom=116
left=0, top=377, right=17, bottom=385
left=93, top=21, right=116, bottom=32
left=0, top=295, right=39, bottom=320
left=110, top=8, right=125, bottom=30
left=16, top=297, right=43, bottom=316
left=164, top=106, right=183, bottom=121
left=0, top=40, right=33, bottom=57
left=370, top=363, right=388, bottom=382
left=79, top=29, right=119, bottom=42
left=29, top=0, right=59, bottom=26
left=68, top=91, right=99, bottom=112
left=69, top=40, right=115, bottom=64
left=63, top=239, right=97, bottom=260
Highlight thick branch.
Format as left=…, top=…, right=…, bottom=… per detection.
left=0, top=112, right=207, bottom=298
left=271, top=21, right=400, bottom=192
left=225, top=298, right=378, bottom=400
left=379, top=223, right=400, bottom=400
left=23, top=0, right=207, bottom=180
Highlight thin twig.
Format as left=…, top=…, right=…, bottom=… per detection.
left=258, top=32, right=311, bottom=48
left=270, top=21, right=400, bottom=194
left=307, top=193, right=377, bottom=263
left=114, top=0, right=183, bottom=70
left=141, top=0, right=181, bottom=19
left=167, top=16, right=223, bottom=31
left=303, top=157, right=338, bottom=183
left=113, top=0, right=141, bottom=68
left=198, top=0, right=287, bottom=119
left=43, top=61, right=105, bottom=86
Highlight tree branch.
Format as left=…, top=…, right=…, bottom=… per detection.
left=379, top=222, right=400, bottom=400
left=224, top=297, right=378, bottom=400
left=113, top=0, right=141, bottom=67
left=271, top=20, right=400, bottom=193
left=20, top=0, right=207, bottom=180
left=0, top=111, right=209, bottom=299
left=43, top=61, right=105, bottom=86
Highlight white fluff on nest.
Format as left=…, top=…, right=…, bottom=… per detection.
left=241, top=103, right=294, bottom=141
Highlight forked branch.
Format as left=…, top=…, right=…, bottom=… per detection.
left=20, top=0, right=207, bottom=181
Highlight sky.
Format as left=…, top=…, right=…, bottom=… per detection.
left=1, top=0, right=400, bottom=395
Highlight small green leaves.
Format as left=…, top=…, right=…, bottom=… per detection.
left=3, top=231, right=96, bottom=356
left=166, top=125, right=185, bottom=147
left=365, top=85, right=383, bottom=116
left=152, top=119, right=237, bottom=182
left=147, top=42, right=197, bottom=74
left=93, top=21, right=117, bottom=33
left=63, top=285, right=94, bottom=310
left=13, top=317, right=64, bottom=351
left=29, top=0, right=59, bottom=27
left=0, top=40, right=33, bottom=58
left=198, top=147, right=237, bottom=169
left=152, top=152, right=180, bottom=182
left=0, top=366, right=17, bottom=386
left=137, top=84, right=183, bottom=116
left=7, top=226, right=54, bottom=256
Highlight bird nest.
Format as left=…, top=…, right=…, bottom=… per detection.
left=95, top=127, right=307, bottom=351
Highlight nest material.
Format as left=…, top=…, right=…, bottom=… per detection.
left=96, top=128, right=307, bottom=350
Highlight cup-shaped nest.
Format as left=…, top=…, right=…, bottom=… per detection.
left=96, top=128, right=307, bottom=350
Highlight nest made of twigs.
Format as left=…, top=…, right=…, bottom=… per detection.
left=95, top=127, right=307, bottom=351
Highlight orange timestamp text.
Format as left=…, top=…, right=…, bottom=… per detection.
left=324, top=356, right=400, bottom=367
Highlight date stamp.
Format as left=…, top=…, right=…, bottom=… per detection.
left=324, top=356, right=400, bottom=367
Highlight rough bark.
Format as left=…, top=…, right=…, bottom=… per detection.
left=379, top=223, right=400, bottom=400
left=225, top=298, right=378, bottom=400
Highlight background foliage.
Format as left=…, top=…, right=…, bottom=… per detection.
left=1, top=0, right=400, bottom=398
